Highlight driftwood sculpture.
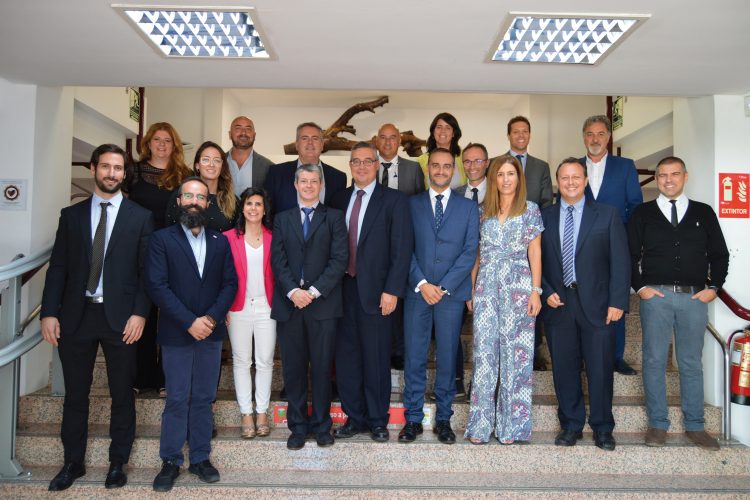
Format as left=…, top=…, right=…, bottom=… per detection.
left=282, top=96, right=426, bottom=157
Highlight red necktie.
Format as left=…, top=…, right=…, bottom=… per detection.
left=346, top=190, right=365, bottom=276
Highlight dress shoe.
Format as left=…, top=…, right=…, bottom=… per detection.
left=398, top=422, right=423, bottom=443
left=287, top=433, right=306, bottom=450
left=188, top=459, right=220, bottom=483
left=593, top=431, right=616, bottom=451
left=105, top=462, right=127, bottom=489
left=48, top=462, right=86, bottom=491
left=615, top=359, right=637, bottom=376
left=316, top=432, right=335, bottom=447
left=433, top=420, right=456, bottom=444
left=645, top=427, right=667, bottom=447
left=371, top=426, right=389, bottom=442
left=333, top=420, right=362, bottom=438
left=153, top=460, right=180, bottom=492
left=554, top=429, right=583, bottom=446
left=685, top=430, right=720, bottom=450
left=390, top=355, right=404, bottom=370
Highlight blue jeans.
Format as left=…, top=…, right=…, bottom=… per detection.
left=160, top=340, right=222, bottom=465
left=640, top=286, right=708, bottom=431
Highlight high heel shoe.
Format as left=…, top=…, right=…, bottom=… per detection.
left=241, top=413, right=256, bottom=439
left=255, top=413, right=270, bottom=437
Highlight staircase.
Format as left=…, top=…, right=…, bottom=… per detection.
left=4, top=296, right=750, bottom=497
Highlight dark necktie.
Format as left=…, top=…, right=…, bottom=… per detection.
left=346, top=190, right=365, bottom=276
left=516, top=154, right=524, bottom=170
left=562, top=205, right=575, bottom=287
left=381, top=163, right=392, bottom=187
left=669, top=199, right=678, bottom=227
left=434, top=194, right=444, bottom=230
left=87, top=202, right=111, bottom=294
left=471, top=187, right=479, bottom=203
left=301, top=207, right=314, bottom=240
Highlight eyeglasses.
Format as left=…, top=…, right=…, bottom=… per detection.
left=463, top=159, right=487, bottom=167
left=199, top=157, right=223, bottom=167
left=350, top=158, right=378, bottom=167
left=180, top=193, right=207, bottom=201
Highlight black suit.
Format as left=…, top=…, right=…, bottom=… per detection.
left=270, top=203, right=348, bottom=436
left=41, top=196, right=153, bottom=464
left=263, top=160, right=347, bottom=216
left=330, top=183, right=413, bottom=429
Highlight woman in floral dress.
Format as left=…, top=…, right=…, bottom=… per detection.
left=465, top=154, right=543, bottom=444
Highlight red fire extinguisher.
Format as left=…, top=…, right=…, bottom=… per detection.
left=731, top=330, right=750, bottom=405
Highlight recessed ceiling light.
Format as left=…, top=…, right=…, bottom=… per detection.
left=114, top=5, right=270, bottom=59
left=490, top=12, right=649, bottom=65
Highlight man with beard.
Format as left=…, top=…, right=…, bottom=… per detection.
left=145, top=177, right=237, bottom=491
left=226, top=115, right=274, bottom=195
left=41, top=144, right=154, bottom=491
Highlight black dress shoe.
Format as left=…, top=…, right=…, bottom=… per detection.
left=593, top=431, right=616, bottom=451
left=615, top=360, right=637, bottom=376
left=287, top=433, right=306, bottom=450
left=188, top=459, right=220, bottom=483
left=316, top=432, right=335, bottom=447
left=333, top=420, right=362, bottom=438
left=554, top=429, right=583, bottom=446
left=398, top=422, right=423, bottom=443
left=390, top=355, right=405, bottom=370
left=105, top=462, right=127, bottom=489
left=371, top=426, right=389, bottom=442
left=153, top=460, right=180, bottom=492
left=433, top=420, right=456, bottom=444
left=48, top=462, right=86, bottom=491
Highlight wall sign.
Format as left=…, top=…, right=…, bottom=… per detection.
left=719, top=173, right=749, bottom=218
left=0, top=179, right=27, bottom=211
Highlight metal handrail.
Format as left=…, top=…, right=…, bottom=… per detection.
left=706, top=322, right=732, bottom=441
left=0, top=244, right=53, bottom=282
left=0, top=331, right=42, bottom=370
left=17, top=303, right=41, bottom=335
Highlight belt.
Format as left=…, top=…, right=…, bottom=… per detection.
left=564, top=282, right=578, bottom=290
left=655, top=284, right=702, bottom=294
left=86, top=296, right=104, bottom=304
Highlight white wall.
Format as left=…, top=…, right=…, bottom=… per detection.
left=73, top=87, right=139, bottom=135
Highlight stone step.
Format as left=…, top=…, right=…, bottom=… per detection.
left=14, top=425, right=748, bottom=476
left=19, top=389, right=720, bottom=433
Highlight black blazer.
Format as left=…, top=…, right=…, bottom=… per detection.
left=330, top=184, right=414, bottom=314
left=41, top=197, right=154, bottom=334
left=270, top=204, right=348, bottom=322
left=263, top=160, right=347, bottom=216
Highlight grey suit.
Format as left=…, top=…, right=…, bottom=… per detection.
left=228, top=148, right=274, bottom=195
left=520, top=153, right=553, bottom=209
left=381, top=156, right=425, bottom=196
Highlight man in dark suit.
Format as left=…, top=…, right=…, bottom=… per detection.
left=580, top=114, right=643, bottom=376
left=263, top=122, right=347, bottom=216
left=41, top=144, right=154, bottom=491
left=455, top=143, right=489, bottom=203
left=330, top=142, right=413, bottom=443
left=399, top=148, right=479, bottom=445
left=540, top=158, right=630, bottom=451
left=145, top=177, right=237, bottom=491
left=271, top=164, right=348, bottom=450
left=227, top=115, right=274, bottom=195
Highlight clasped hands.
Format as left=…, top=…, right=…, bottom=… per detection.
left=546, top=292, right=623, bottom=324
left=188, top=315, right=215, bottom=340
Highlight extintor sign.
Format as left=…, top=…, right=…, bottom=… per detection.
left=718, top=173, right=749, bottom=218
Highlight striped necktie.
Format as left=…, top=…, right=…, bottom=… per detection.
left=562, top=205, right=575, bottom=287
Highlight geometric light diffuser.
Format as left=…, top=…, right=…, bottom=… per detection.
left=491, top=13, right=649, bottom=65
left=113, top=5, right=270, bottom=58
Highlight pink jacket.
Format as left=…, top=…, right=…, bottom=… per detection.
left=223, top=227, right=274, bottom=311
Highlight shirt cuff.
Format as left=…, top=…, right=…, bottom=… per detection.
left=415, top=279, right=427, bottom=293
left=287, top=288, right=300, bottom=300
left=309, top=286, right=321, bottom=298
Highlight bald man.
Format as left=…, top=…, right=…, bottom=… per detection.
left=227, top=116, right=274, bottom=195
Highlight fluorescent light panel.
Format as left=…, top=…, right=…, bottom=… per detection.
left=116, top=6, right=269, bottom=58
left=492, top=13, right=647, bottom=65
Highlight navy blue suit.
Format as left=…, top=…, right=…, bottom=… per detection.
left=263, top=160, right=347, bottom=216
left=403, top=190, right=479, bottom=423
left=330, top=183, right=413, bottom=429
left=540, top=198, right=630, bottom=433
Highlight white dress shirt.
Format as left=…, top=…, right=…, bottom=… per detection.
left=345, top=180, right=376, bottom=244
left=464, top=177, right=487, bottom=204
left=586, top=153, right=608, bottom=199
left=656, top=193, right=689, bottom=224
left=378, top=155, right=399, bottom=190
left=87, top=192, right=123, bottom=297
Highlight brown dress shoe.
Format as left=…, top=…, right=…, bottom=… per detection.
left=685, top=430, right=720, bottom=450
left=645, top=427, right=666, bottom=447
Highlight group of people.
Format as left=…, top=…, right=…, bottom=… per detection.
left=39, top=111, right=730, bottom=492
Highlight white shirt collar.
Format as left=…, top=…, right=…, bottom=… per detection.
left=92, top=191, right=123, bottom=209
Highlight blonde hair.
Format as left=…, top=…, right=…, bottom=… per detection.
left=482, top=154, right=527, bottom=220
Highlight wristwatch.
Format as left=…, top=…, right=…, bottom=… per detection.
left=531, top=287, right=543, bottom=294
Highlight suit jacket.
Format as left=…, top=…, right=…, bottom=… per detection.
left=523, top=154, right=553, bottom=209
left=251, top=150, right=274, bottom=188
left=330, top=183, right=414, bottom=314
left=263, top=160, right=347, bottom=216
left=270, top=204, right=348, bottom=322
left=408, top=191, right=479, bottom=302
left=145, top=224, right=238, bottom=346
left=223, top=226, right=274, bottom=310
left=581, top=154, right=643, bottom=225
left=394, top=156, right=425, bottom=196
left=540, top=198, right=630, bottom=327
left=41, top=197, right=154, bottom=334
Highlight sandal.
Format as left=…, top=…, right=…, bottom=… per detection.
left=255, top=413, right=270, bottom=437
left=241, top=413, right=256, bottom=439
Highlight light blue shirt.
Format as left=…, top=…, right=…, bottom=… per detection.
left=345, top=180, right=376, bottom=244
left=510, top=150, right=527, bottom=172
left=558, top=196, right=585, bottom=283
left=87, top=192, right=123, bottom=297
left=181, top=224, right=206, bottom=277
left=227, top=148, right=254, bottom=196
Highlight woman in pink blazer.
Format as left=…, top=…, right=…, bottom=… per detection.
left=223, top=187, right=275, bottom=438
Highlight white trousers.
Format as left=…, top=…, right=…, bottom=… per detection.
left=227, top=295, right=276, bottom=414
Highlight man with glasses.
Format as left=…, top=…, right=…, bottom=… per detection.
left=146, top=177, right=237, bottom=491
left=226, top=115, right=274, bottom=195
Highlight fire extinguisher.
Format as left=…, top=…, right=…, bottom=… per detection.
left=731, top=330, right=750, bottom=405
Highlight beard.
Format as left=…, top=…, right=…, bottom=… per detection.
left=179, top=204, right=207, bottom=229
left=231, top=137, right=254, bottom=150
left=95, top=176, right=122, bottom=194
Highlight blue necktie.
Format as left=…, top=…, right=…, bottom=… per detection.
left=562, top=205, right=575, bottom=286
left=434, top=194, right=444, bottom=230
left=471, top=187, right=478, bottom=203
left=301, top=207, right=314, bottom=240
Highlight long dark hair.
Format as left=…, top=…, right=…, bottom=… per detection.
left=234, top=187, right=272, bottom=236
left=426, top=112, right=462, bottom=157
left=192, top=141, right=236, bottom=219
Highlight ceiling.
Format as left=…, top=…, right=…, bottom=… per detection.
left=1, top=0, right=748, bottom=96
